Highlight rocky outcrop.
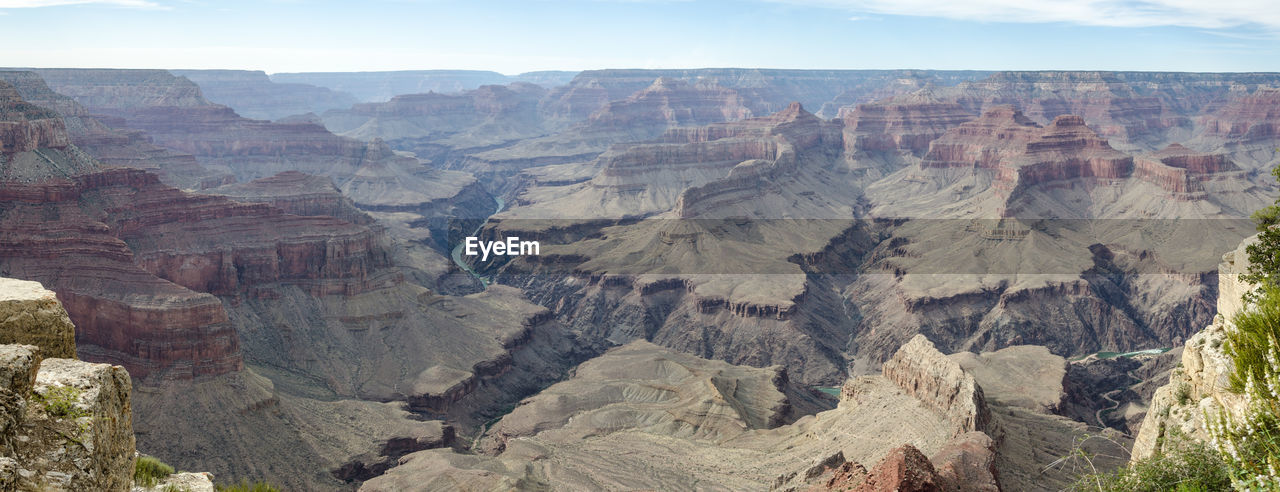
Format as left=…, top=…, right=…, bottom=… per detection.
left=1, top=343, right=136, bottom=492
left=1132, top=143, right=1240, bottom=195
left=949, top=345, right=1067, bottom=414
left=919, top=106, right=1042, bottom=170
left=993, top=115, right=1134, bottom=215
left=0, top=84, right=69, bottom=154
left=879, top=335, right=991, bottom=435
left=1131, top=235, right=1257, bottom=460
left=0, top=278, right=77, bottom=360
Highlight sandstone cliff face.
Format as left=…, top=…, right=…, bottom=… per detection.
left=0, top=278, right=77, bottom=359
left=1131, top=235, right=1257, bottom=460
left=2, top=344, right=136, bottom=491
left=0, top=84, right=69, bottom=155
left=871, top=335, right=991, bottom=435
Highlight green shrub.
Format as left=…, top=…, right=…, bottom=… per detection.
left=1225, top=283, right=1280, bottom=394
left=1208, top=279, right=1280, bottom=488
left=215, top=480, right=281, bottom=492
left=1176, top=383, right=1193, bottom=405
left=1070, top=432, right=1231, bottom=492
left=34, top=385, right=87, bottom=419
left=134, top=455, right=175, bottom=488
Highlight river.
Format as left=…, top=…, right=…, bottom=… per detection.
left=450, top=196, right=505, bottom=286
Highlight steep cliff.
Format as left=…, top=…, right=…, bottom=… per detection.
left=1131, top=235, right=1257, bottom=460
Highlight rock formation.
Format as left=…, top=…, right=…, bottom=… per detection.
left=0, top=279, right=135, bottom=491
left=172, top=69, right=358, bottom=121
left=0, top=74, right=573, bottom=489
left=365, top=333, right=1121, bottom=491
left=881, top=335, right=991, bottom=435
left=0, top=278, right=76, bottom=359
left=840, top=90, right=973, bottom=155
left=1132, top=235, right=1258, bottom=459
left=0, top=70, right=231, bottom=189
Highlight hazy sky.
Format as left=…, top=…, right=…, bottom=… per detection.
left=2, top=0, right=1279, bottom=74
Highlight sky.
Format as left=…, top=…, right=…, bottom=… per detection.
left=1, top=0, right=1279, bottom=74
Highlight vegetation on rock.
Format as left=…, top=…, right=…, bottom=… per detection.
left=134, top=455, right=176, bottom=487
left=34, top=385, right=87, bottom=419
left=1070, top=431, right=1230, bottom=492
left=215, top=480, right=282, bottom=492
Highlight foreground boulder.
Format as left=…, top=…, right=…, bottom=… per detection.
left=0, top=278, right=76, bottom=359
left=0, top=277, right=145, bottom=491
left=11, top=355, right=136, bottom=491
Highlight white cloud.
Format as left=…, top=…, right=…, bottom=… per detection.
left=770, top=0, right=1280, bottom=30
left=0, top=0, right=165, bottom=9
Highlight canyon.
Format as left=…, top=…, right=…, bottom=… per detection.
left=1, top=66, right=1279, bottom=490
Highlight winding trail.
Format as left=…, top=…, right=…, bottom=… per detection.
left=1095, top=367, right=1140, bottom=429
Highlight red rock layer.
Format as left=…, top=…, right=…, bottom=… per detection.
left=1001, top=115, right=1133, bottom=183
left=840, top=94, right=973, bottom=154
left=920, top=106, right=1042, bottom=170
left=0, top=162, right=393, bottom=378
left=1133, top=144, right=1240, bottom=194
left=0, top=71, right=233, bottom=189
left=1200, top=87, right=1280, bottom=141
left=948, top=71, right=1189, bottom=145
left=584, top=77, right=753, bottom=135
left=0, top=83, right=70, bottom=153
left=0, top=170, right=241, bottom=379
